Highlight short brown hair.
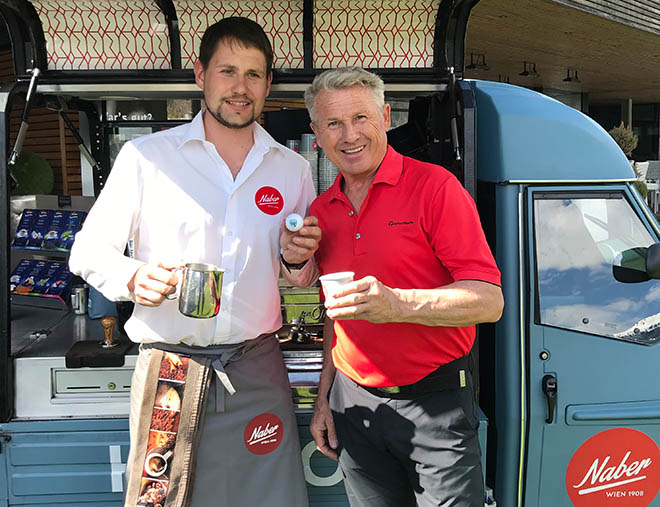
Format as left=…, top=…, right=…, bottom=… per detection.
left=199, top=17, right=273, bottom=76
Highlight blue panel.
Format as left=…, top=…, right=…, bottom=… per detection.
left=2, top=417, right=347, bottom=506
left=0, top=435, right=7, bottom=507
left=493, top=183, right=525, bottom=507
left=8, top=432, right=129, bottom=466
left=477, top=407, right=488, bottom=483
left=1, top=412, right=484, bottom=506
left=2, top=421, right=129, bottom=506
left=12, top=465, right=119, bottom=496
left=470, top=80, right=635, bottom=183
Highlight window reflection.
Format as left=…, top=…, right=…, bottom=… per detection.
left=535, top=194, right=660, bottom=344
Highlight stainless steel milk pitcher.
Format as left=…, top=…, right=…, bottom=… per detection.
left=168, top=263, right=224, bottom=319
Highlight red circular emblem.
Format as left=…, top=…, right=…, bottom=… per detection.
left=566, top=428, right=660, bottom=506
left=244, top=413, right=284, bottom=455
left=312, top=140, right=318, bottom=151
left=254, top=186, right=284, bottom=215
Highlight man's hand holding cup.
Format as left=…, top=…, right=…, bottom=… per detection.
left=323, top=274, right=400, bottom=324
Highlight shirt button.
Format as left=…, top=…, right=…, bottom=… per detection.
left=355, top=233, right=361, bottom=239
left=348, top=211, right=355, bottom=217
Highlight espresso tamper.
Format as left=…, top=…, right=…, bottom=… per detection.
left=100, top=316, right=119, bottom=348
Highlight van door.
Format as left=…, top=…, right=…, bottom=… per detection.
left=525, top=185, right=660, bottom=506
left=0, top=430, right=7, bottom=507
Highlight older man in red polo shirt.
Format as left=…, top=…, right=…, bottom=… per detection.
left=305, top=66, right=504, bottom=507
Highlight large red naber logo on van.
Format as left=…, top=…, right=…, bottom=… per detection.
left=244, top=413, right=284, bottom=455
left=566, top=428, right=660, bottom=506
left=255, top=186, right=284, bottom=215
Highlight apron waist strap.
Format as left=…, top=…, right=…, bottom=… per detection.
left=144, top=333, right=273, bottom=410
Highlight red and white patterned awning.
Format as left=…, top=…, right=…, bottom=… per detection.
left=32, top=0, right=173, bottom=70
left=313, top=0, right=440, bottom=69
left=176, top=0, right=305, bottom=70
left=27, top=0, right=442, bottom=72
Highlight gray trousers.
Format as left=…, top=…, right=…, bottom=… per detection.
left=330, top=370, right=483, bottom=507
left=127, top=335, right=309, bottom=507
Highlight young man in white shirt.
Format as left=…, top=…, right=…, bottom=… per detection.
left=70, top=17, right=319, bottom=507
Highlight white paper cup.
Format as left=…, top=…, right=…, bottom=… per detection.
left=319, top=271, right=355, bottom=299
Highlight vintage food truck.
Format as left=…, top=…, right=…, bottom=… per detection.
left=1, top=1, right=660, bottom=506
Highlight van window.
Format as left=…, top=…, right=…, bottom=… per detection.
left=534, top=192, right=660, bottom=345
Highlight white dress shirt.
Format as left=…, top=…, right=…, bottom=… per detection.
left=69, top=111, right=317, bottom=346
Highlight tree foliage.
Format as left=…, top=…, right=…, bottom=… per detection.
left=608, top=121, right=639, bottom=158
left=634, top=179, right=648, bottom=199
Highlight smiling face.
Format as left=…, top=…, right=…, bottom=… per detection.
left=193, top=39, right=272, bottom=130
left=311, top=85, right=391, bottom=183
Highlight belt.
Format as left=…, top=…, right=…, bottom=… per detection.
left=142, top=333, right=273, bottom=411
left=359, top=355, right=470, bottom=399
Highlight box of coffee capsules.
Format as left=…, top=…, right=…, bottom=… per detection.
left=26, top=209, right=54, bottom=248
left=45, top=265, right=73, bottom=297
left=9, top=259, right=36, bottom=292
left=31, top=261, right=65, bottom=295
left=42, top=210, right=69, bottom=250
left=12, top=209, right=37, bottom=247
left=14, top=260, right=49, bottom=294
left=58, top=210, right=87, bottom=250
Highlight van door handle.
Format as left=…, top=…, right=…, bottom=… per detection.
left=542, top=374, right=557, bottom=423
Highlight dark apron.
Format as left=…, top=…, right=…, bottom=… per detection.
left=124, top=334, right=309, bottom=507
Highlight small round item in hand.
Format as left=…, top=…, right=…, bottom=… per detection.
left=285, top=213, right=304, bottom=232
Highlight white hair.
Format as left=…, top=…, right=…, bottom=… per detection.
left=304, top=66, right=385, bottom=123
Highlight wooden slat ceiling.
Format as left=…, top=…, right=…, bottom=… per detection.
left=464, top=0, right=660, bottom=103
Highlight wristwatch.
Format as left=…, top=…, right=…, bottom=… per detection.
left=280, top=248, right=308, bottom=271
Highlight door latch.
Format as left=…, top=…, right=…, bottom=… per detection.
left=542, top=374, right=557, bottom=423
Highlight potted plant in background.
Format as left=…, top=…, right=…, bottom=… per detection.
left=9, top=152, right=55, bottom=236
left=609, top=121, right=646, bottom=199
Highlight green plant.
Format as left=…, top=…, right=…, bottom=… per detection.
left=10, top=152, right=54, bottom=195
left=634, top=179, right=648, bottom=199
left=608, top=121, right=638, bottom=158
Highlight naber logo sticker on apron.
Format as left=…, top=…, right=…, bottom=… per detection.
left=244, top=413, right=284, bottom=454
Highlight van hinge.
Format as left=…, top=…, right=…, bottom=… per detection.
left=0, top=433, right=11, bottom=453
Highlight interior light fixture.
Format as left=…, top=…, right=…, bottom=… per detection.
left=519, top=61, right=529, bottom=77
left=466, top=53, right=489, bottom=71
left=563, top=68, right=581, bottom=83
left=528, top=63, right=540, bottom=78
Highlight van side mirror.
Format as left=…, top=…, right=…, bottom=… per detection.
left=613, top=243, right=660, bottom=283
left=646, top=242, right=660, bottom=278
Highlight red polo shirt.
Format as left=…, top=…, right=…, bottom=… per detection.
left=310, top=146, right=501, bottom=387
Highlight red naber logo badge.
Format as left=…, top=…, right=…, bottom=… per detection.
left=566, top=428, right=660, bottom=506
left=255, top=186, right=284, bottom=215
left=244, top=413, right=284, bottom=455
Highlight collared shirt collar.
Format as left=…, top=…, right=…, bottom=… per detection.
left=178, top=110, right=287, bottom=155
left=327, top=145, right=403, bottom=202
left=178, top=110, right=206, bottom=148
